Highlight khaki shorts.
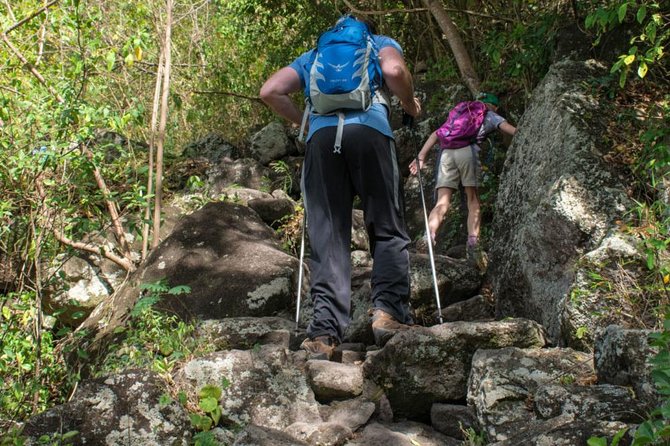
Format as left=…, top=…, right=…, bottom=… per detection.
left=435, top=145, right=481, bottom=189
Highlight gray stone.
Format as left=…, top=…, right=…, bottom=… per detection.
left=175, top=345, right=321, bottom=430
left=22, top=370, right=190, bottom=446
left=364, top=319, right=548, bottom=419
left=306, top=360, right=365, bottom=401
left=467, top=347, right=595, bottom=443
left=594, top=325, right=659, bottom=409
left=489, top=59, right=631, bottom=345
left=250, top=122, right=290, bottom=165
left=142, top=201, right=299, bottom=320
left=344, top=421, right=460, bottom=446
left=431, top=403, right=478, bottom=439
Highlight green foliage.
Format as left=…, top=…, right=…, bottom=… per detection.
left=189, top=384, right=227, bottom=432
left=275, top=204, right=303, bottom=257
left=585, top=1, right=669, bottom=87
left=269, top=160, right=293, bottom=194
left=94, top=280, right=210, bottom=377
left=0, top=292, right=73, bottom=425
left=626, top=314, right=670, bottom=445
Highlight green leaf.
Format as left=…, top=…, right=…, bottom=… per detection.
left=611, top=427, right=629, bottom=446
left=177, top=391, right=188, bottom=406
left=618, top=3, right=628, bottom=22
left=199, top=384, right=222, bottom=400
left=587, top=437, right=607, bottom=446
left=624, top=54, right=636, bottom=65
left=105, top=51, right=116, bottom=71
left=168, top=285, right=191, bottom=295
left=637, top=5, right=647, bottom=24
left=199, top=396, right=218, bottom=413
left=638, top=62, right=648, bottom=78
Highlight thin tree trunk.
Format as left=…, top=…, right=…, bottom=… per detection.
left=422, top=0, right=481, bottom=95
left=152, top=0, right=173, bottom=249
left=142, top=49, right=165, bottom=259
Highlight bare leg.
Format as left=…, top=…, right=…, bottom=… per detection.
left=427, top=187, right=454, bottom=243
left=464, top=186, right=481, bottom=244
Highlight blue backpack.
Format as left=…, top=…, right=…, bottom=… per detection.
left=299, top=15, right=386, bottom=151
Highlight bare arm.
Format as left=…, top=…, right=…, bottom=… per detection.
left=499, top=121, right=517, bottom=136
left=259, top=66, right=303, bottom=125
left=409, top=131, right=438, bottom=175
left=379, top=46, right=421, bottom=117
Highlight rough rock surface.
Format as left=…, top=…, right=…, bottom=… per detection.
left=489, top=59, right=631, bottom=344
left=22, top=370, right=190, bottom=446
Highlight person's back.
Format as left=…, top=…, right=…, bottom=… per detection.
left=409, top=93, right=516, bottom=269
left=260, top=14, right=422, bottom=359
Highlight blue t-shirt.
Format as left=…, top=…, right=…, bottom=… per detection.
left=289, top=35, right=402, bottom=142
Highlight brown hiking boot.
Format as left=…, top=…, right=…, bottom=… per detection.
left=370, top=309, right=411, bottom=347
left=300, top=336, right=338, bottom=361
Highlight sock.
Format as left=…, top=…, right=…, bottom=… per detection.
left=467, top=235, right=478, bottom=247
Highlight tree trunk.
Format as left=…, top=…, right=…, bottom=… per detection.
left=152, top=0, right=173, bottom=249
left=422, top=0, right=481, bottom=95
left=142, top=49, right=164, bottom=259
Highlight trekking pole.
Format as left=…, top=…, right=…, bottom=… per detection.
left=404, top=113, right=444, bottom=324
left=295, top=208, right=306, bottom=330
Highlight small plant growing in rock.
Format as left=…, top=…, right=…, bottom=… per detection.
left=189, top=381, right=230, bottom=433
left=93, top=280, right=212, bottom=377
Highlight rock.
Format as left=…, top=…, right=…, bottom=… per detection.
left=196, top=317, right=296, bottom=350
left=364, top=319, right=548, bottom=420
left=489, top=59, right=631, bottom=345
left=467, top=347, right=596, bottom=442
left=594, top=325, right=659, bottom=410
left=233, top=424, right=308, bottom=446
left=142, top=201, right=299, bottom=320
left=21, top=370, right=190, bottom=446
left=174, top=345, right=321, bottom=430
left=431, top=403, right=479, bottom=439
left=344, top=421, right=460, bottom=446
left=181, top=132, right=239, bottom=162
left=250, top=122, right=291, bottom=165
left=306, top=360, right=365, bottom=401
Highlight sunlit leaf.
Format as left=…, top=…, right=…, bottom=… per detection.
left=638, top=62, right=648, bottom=78
left=624, top=54, right=636, bottom=65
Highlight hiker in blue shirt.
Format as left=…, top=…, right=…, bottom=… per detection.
left=260, top=15, right=421, bottom=359
left=408, top=93, right=516, bottom=270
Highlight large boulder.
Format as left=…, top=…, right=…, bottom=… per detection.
left=489, top=59, right=631, bottom=344
left=174, top=345, right=321, bottom=431
left=142, top=200, right=299, bottom=320
left=21, top=370, right=190, bottom=445
left=363, top=319, right=548, bottom=420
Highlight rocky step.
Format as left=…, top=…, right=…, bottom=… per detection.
left=20, top=317, right=651, bottom=445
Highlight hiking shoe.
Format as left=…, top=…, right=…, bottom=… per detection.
left=300, top=336, right=338, bottom=361
left=370, top=309, right=411, bottom=347
left=467, top=243, right=488, bottom=272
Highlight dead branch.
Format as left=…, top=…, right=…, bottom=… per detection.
left=35, top=179, right=136, bottom=272
left=192, top=90, right=263, bottom=103
left=81, top=145, right=132, bottom=258
left=342, top=0, right=513, bottom=21
left=3, top=0, right=59, bottom=35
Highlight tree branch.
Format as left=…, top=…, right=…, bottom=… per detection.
left=1, top=33, right=65, bottom=103
left=35, top=178, right=136, bottom=272
left=192, top=90, right=263, bottom=103
left=341, top=0, right=513, bottom=22
left=3, top=0, right=59, bottom=35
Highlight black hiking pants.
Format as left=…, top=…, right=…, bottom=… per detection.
left=304, top=125, right=412, bottom=342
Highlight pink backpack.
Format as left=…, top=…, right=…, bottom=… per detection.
left=436, top=101, right=488, bottom=149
